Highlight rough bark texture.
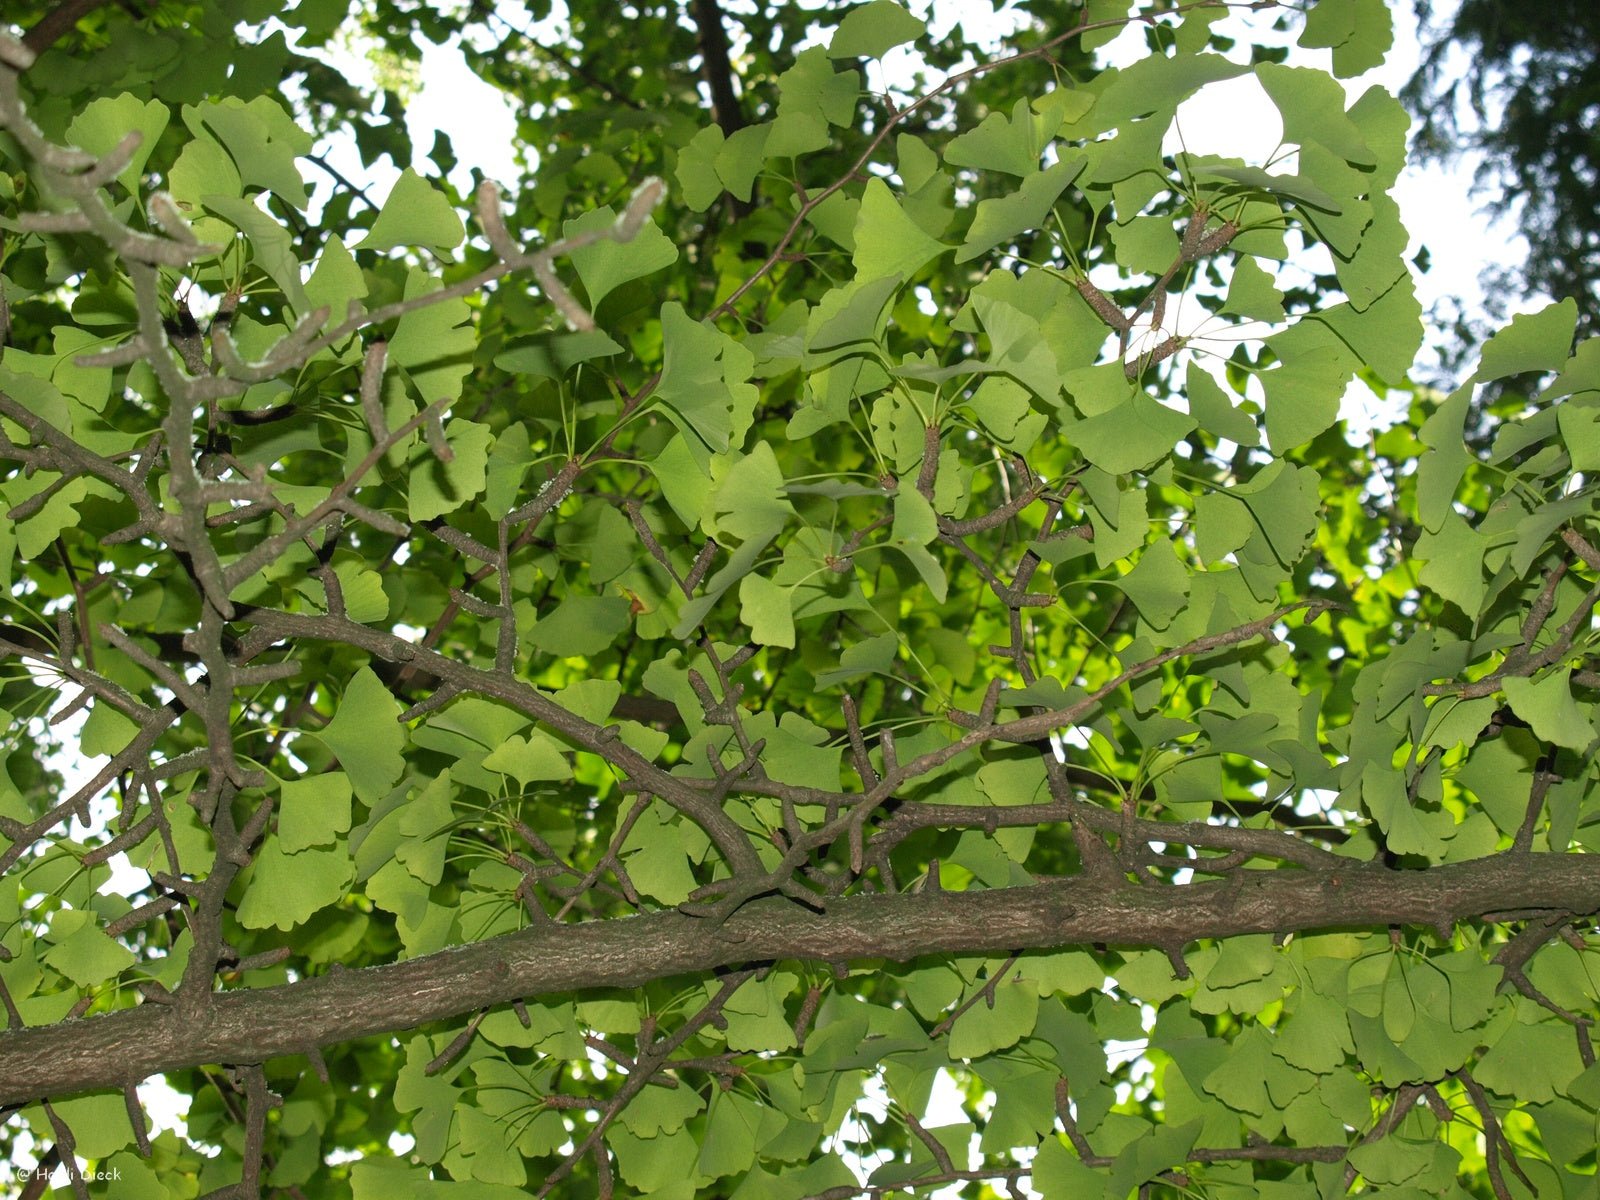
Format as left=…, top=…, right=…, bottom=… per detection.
left=3, top=854, right=1595, bottom=1107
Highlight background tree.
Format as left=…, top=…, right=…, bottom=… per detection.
left=1405, top=0, right=1600, bottom=349
left=1, top=1, right=1599, bottom=1198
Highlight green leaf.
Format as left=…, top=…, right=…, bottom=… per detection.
left=655, top=303, right=758, bottom=454
left=699, top=1090, right=785, bottom=1178
left=676, top=125, right=727, bottom=211
left=945, top=98, right=1058, bottom=177
left=43, top=909, right=136, bottom=986
left=1476, top=299, right=1579, bottom=381
left=809, top=274, right=902, bottom=348
left=1477, top=1019, right=1586, bottom=1104
left=1301, top=0, right=1394, bottom=77
left=1109, top=214, right=1179, bottom=275
left=356, top=167, right=466, bottom=252
left=1361, top=761, right=1448, bottom=857
left=1415, top=512, right=1488, bottom=615
left=1316, top=275, right=1423, bottom=382
left=1032, top=1136, right=1103, bottom=1198
left=396, top=770, right=455, bottom=885
left=529, top=595, right=632, bottom=658
left=565, top=206, right=678, bottom=308
left=1558, top=402, right=1600, bottom=471
left=482, top=732, right=572, bottom=786
left=1547, top=337, right=1600, bottom=400
left=1221, top=256, right=1286, bottom=322
left=66, top=93, right=168, bottom=194
left=1073, top=392, right=1196, bottom=474
left=1275, top=987, right=1355, bottom=1073
left=619, top=1082, right=706, bottom=1138
left=1194, top=164, right=1343, bottom=213
left=712, top=124, right=771, bottom=202
left=722, top=973, right=801, bottom=1051
left=1502, top=670, right=1598, bottom=752
left=739, top=573, right=796, bottom=648
left=236, top=836, right=353, bottom=930
left=1256, top=63, right=1374, bottom=166
left=708, top=441, right=796, bottom=544
left=304, top=235, right=367, bottom=327
left=1107, top=1118, right=1203, bottom=1198
left=331, top=560, right=390, bottom=624
left=408, top=419, right=493, bottom=522
left=852, top=178, right=947, bottom=281
left=828, top=0, right=924, bottom=58
left=25, top=1092, right=135, bottom=1159
left=1232, top=460, right=1321, bottom=568
left=202, top=194, right=311, bottom=313
left=495, top=330, right=623, bottom=379
left=1260, top=343, right=1350, bottom=451
left=280, top=771, right=353, bottom=852
left=621, top=809, right=699, bottom=906
left=185, top=96, right=313, bottom=209
left=1186, top=364, right=1259, bottom=446
left=81, top=696, right=138, bottom=757
left=771, top=47, right=858, bottom=156
left=892, top=485, right=938, bottom=545
left=167, top=134, right=242, bottom=211
left=957, top=156, right=1086, bottom=262
left=1096, top=51, right=1249, bottom=122
left=389, top=268, right=476, bottom=405
left=948, top=977, right=1039, bottom=1058
left=319, top=666, right=407, bottom=805
left=1, top=472, right=90, bottom=561
left=1415, top=383, right=1474, bottom=531
left=814, top=632, right=899, bottom=688
left=1120, top=541, right=1191, bottom=630
left=1202, top=1026, right=1273, bottom=1114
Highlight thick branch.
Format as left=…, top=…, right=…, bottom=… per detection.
left=2, top=853, right=1597, bottom=1106
left=22, top=0, right=124, bottom=53
left=689, top=0, right=745, bottom=135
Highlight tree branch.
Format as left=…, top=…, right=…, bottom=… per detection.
left=689, top=0, right=745, bottom=136
left=2, top=853, right=1597, bottom=1106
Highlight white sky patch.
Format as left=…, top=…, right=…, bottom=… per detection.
left=408, top=37, right=523, bottom=192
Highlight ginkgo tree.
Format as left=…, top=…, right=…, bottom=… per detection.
left=1, top=0, right=1598, bottom=1196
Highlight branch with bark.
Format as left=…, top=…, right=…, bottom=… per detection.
left=2, top=853, right=1596, bottom=1106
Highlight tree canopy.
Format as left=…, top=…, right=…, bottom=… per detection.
left=1, top=0, right=1599, bottom=1197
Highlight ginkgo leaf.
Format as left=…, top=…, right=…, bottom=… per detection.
left=852, top=178, right=947, bottom=281
left=319, top=667, right=406, bottom=804
left=1476, top=298, right=1580, bottom=381
left=356, top=167, right=466, bottom=252
left=828, top=0, right=924, bottom=58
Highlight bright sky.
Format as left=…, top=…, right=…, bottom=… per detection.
left=18, top=0, right=1529, bottom=1189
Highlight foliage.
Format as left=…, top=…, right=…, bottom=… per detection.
left=1, top=0, right=1599, bottom=1197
